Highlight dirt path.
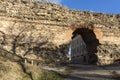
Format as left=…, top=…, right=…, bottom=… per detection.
left=65, top=64, right=120, bottom=80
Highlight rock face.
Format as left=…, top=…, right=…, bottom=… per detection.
left=0, top=0, right=120, bottom=65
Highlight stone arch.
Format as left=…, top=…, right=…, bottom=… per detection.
left=69, top=23, right=101, bottom=64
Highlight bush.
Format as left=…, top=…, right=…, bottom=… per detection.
left=36, top=70, right=64, bottom=80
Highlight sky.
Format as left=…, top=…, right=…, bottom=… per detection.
left=49, top=0, right=120, bottom=14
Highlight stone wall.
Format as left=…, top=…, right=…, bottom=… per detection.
left=0, top=0, right=120, bottom=65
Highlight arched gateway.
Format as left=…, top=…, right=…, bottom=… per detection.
left=67, top=23, right=101, bottom=64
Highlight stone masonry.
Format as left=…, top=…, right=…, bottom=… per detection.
left=0, top=0, right=120, bottom=65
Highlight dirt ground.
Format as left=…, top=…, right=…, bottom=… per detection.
left=65, top=64, right=120, bottom=80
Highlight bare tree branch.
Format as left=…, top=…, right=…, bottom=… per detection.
left=0, top=22, right=48, bottom=58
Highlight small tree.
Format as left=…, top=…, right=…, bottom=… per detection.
left=0, top=22, right=48, bottom=57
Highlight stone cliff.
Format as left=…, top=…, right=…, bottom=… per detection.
left=0, top=0, right=120, bottom=65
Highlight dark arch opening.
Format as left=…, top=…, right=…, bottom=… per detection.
left=72, top=28, right=100, bottom=64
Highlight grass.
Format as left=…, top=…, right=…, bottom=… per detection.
left=35, top=70, right=65, bottom=80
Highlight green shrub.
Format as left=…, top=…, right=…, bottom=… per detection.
left=36, top=70, right=64, bottom=80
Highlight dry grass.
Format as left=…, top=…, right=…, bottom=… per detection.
left=0, top=60, right=30, bottom=80
left=0, top=44, right=74, bottom=80
left=0, top=48, right=64, bottom=80
left=24, top=63, right=42, bottom=80
left=0, top=48, right=30, bottom=80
